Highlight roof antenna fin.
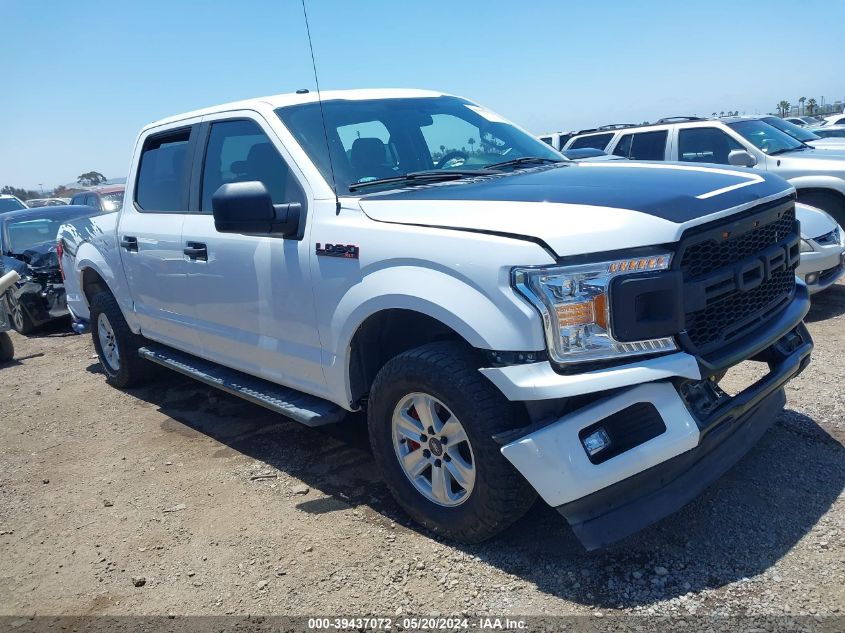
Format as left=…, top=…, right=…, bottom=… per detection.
left=301, top=0, right=341, bottom=214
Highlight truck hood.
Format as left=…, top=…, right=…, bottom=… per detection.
left=775, top=147, right=845, bottom=170
left=357, top=162, right=794, bottom=257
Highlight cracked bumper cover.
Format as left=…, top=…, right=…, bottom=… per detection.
left=497, top=287, right=813, bottom=550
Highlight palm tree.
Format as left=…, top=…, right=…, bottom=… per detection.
left=799, top=96, right=806, bottom=115
left=467, top=137, right=476, bottom=154
left=777, top=100, right=791, bottom=117
left=711, top=112, right=717, bottom=118
left=807, top=98, right=818, bottom=115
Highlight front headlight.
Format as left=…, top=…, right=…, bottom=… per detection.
left=513, top=255, right=678, bottom=364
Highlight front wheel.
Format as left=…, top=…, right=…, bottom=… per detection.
left=368, top=342, right=536, bottom=543
left=6, top=293, right=37, bottom=335
left=89, top=291, right=154, bottom=388
left=796, top=190, right=845, bottom=228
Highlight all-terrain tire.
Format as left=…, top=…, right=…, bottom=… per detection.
left=89, top=291, right=154, bottom=388
left=796, top=190, right=845, bottom=228
left=368, top=341, right=537, bottom=543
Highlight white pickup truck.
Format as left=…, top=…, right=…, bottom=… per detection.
left=58, top=89, right=813, bottom=549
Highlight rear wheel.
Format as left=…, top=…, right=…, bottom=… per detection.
left=0, top=332, right=13, bottom=362
left=89, top=291, right=154, bottom=388
left=6, top=293, right=37, bottom=335
left=368, top=341, right=536, bottom=543
left=796, top=190, right=845, bottom=228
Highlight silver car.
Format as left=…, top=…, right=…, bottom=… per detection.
left=562, top=116, right=845, bottom=227
left=795, top=203, right=845, bottom=294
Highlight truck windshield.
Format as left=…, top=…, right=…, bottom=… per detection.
left=761, top=116, right=820, bottom=142
left=727, top=120, right=806, bottom=155
left=5, top=218, right=64, bottom=252
left=276, top=96, right=562, bottom=193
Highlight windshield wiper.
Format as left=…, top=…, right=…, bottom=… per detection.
left=348, top=169, right=494, bottom=192
left=768, top=145, right=809, bottom=156
left=483, top=156, right=566, bottom=170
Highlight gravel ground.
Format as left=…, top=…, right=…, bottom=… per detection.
left=0, top=281, right=843, bottom=618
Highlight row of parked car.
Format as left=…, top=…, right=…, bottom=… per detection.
left=540, top=113, right=845, bottom=295
left=0, top=186, right=124, bottom=337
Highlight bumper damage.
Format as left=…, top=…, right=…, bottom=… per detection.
left=499, top=318, right=813, bottom=550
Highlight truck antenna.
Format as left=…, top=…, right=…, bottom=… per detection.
left=301, top=0, right=341, bottom=214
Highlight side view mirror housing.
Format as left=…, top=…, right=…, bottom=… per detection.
left=212, top=181, right=301, bottom=238
left=728, top=149, right=758, bottom=167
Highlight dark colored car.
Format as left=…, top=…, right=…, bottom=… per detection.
left=69, top=185, right=125, bottom=213
left=0, top=205, right=104, bottom=334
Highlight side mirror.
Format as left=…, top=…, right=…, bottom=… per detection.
left=212, top=181, right=301, bottom=238
left=728, top=149, right=757, bottom=167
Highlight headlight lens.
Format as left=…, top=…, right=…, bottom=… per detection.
left=799, top=238, right=814, bottom=253
left=513, top=255, right=678, bottom=364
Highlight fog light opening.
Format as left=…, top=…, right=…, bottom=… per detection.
left=805, top=272, right=819, bottom=285
left=582, top=428, right=611, bottom=457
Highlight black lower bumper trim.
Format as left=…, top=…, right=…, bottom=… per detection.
left=557, top=324, right=813, bottom=551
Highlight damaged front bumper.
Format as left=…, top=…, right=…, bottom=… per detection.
left=491, top=286, right=813, bottom=550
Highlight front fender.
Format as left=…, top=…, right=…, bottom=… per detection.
left=321, top=263, right=546, bottom=407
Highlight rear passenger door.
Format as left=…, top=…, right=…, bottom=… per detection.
left=117, top=123, right=201, bottom=350
left=180, top=112, right=324, bottom=394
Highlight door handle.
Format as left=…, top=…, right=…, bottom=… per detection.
left=184, top=242, right=208, bottom=261
left=120, top=236, right=138, bottom=252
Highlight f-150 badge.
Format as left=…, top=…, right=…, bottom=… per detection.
left=316, top=243, right=359, bottom=259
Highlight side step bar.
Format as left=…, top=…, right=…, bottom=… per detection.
left=138, top=344, right=346, bottom=427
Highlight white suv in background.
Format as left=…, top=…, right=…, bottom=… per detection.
left=562, top=116, right=845, bottom=227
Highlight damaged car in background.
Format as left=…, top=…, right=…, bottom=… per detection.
left=1, top=205, right=106, bottom=334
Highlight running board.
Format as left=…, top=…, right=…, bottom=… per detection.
left=138, top=344, right=346, bottom=427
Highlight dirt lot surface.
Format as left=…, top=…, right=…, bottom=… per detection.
left=1, top=282, right=844, bottom=618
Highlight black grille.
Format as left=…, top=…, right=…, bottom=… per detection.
left=677, top=198, right=799, bottom=357
left=680, top=207, right=795, bottom=278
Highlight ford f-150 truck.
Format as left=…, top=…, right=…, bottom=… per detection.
left=58, top=89, right=813, bottom=549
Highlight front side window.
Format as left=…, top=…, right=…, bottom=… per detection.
left=569, top=133, right=614, bottom=151
left=200, top=119, right=304, bottom=212
left=726, top=120, right=804, bottom=155
left=275, top=96, right=561, bottom=193
left=678, top=127, right=744, bottom=164
left=0, top=198, right=26, bottom=212
left=135, top=128, right=192, bottom=212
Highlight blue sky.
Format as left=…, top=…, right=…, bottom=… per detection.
left=1, top=0, right=842, bottom=190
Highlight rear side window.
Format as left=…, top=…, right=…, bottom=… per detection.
left=200, top=119, right=304, bottom=212
left=568, top=133, right=613, bottom=150
left=84, top=194, right=100, bottom=210
left=613, top=130, right=667, bottom=160
left=135, top=128, right=192, bottom=212
left=678, top=128, right=743, bottom=164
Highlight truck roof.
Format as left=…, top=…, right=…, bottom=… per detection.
left=143, top=88, right=452, bottom=131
